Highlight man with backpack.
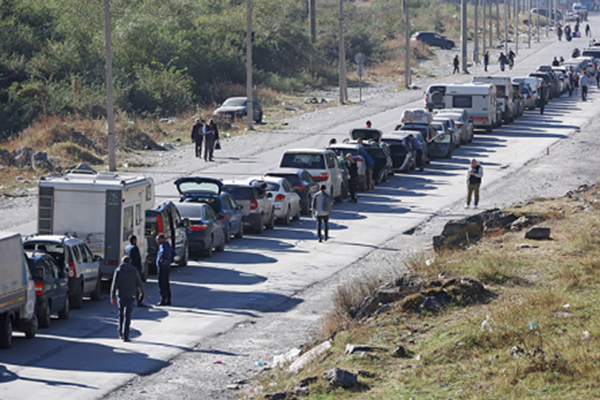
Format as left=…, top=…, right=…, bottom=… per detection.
left=312, top=184, right=333, bottom=242
left=191, top=119, right=204, bottom=158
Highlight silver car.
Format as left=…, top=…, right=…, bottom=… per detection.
left=436, top=109, right=474, bottom=144
left=213, top=97, right=263, bottom=123
left=432, top=117, right=461, bottom=147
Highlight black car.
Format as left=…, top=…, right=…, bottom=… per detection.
left=175, top=177, right=244, bottom=242
left=174, top=203, right=226, bottom=257
left=264, top=169, right=319, bottom=214
left=26, top=251, right=70, bottom=328
left=348, top=128, right=394, bottom=183
left=145, top=201, right=189, bottom=274
left=411, top=32, right=455, bottom=49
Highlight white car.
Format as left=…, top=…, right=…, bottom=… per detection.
left=279, top=149, right=345, bottom=201
left=247, top=177, right=301, bottom=225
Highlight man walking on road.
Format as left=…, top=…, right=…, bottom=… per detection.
left=110, top=256, right=146, bottom=342
left=156, top=234, right=174, bottom=306
left=453, top=55, right=460, bottom=74
left=538, top=81, right=548, bottom=114
left=580, top=72, right=589, bottom=101
left=203, top=120, right=216, bottom=161
left=124, top=235, right=147, bottom=307
left=312, top=184, right=332, bottom=242
left=465, top=159, right=483, bottom=209
left=346, top=154, right=359, bottom=203
left=483, top=51, right=490, bottom=72
left=191, top=119, right=204, bottom=159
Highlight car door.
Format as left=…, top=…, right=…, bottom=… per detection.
left=326, top=153, right=341, bottom=197
left=47, top=257, right=68, bottom=311
left=77, top=243, right=95, bottom=292
left=282, top=179, right=300, bottom=215
left=169, top=204, right=186, bottom=259
left=224, top=194, right=243, bottom=230
left=204, top=206, right=223, bottom=244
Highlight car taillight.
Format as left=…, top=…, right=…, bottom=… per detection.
left=250, top=200, right=258, bottom=210
left=354, top=156, right=363, bottom=162
left=425, top=94, right=429, bottom=101
left=189, top=224, right=208, bottom=231
left=526, top=94, right=531, bottom=99
left=218, top=215, right=227, bottom=222
left=275, top=194, right=286, bottom=202
left=157, top=214, right=164, bottom=234
left=315, top=172, right=329, bottom=182
left=68, top=262, right=76, bottom=278
left=293, top=185, right=306, bottom=191
left=505, top=96, right=509, bottom=100
left=35, top=281, right=43, bottom=296
left=107, top=260, right=119, bottom=266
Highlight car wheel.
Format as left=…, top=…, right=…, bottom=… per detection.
left=90, top=275, right=102, bottom=301
left=70, top=284, right=84, bottom=310
left=178, top=245, right=189, bottom=267
left=382, top=170, right=389, bottom=182
left=293, top=206, right=301, bottom=221
left=225, top=225, right=231, bottom=243
left=235, top=223, right=244, bottom=239
left=204, top=238, right=214, bottom=257
left=256, top=218, right=265, bottom=234
left=0, top=313, right=13, bottom=349
left=58, top=297, right=70, bottom=320
left=23, top=315, right=37, bottom=339
left=216, top=234, right=225, bottom=252
left=445, top=42, right=453, bottom=50
left=38, top=302, right=51, bottom=328
left=302, top=199, right=310, bottom=215
left=335, top=184, right=343, bottom=203
left=266, top=210, right=275, bottom=230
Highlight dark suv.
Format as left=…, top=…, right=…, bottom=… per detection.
left=145, top=201, right=189, bottom=275
left=26, top=251, right=70, bottom=328
left=411, top=32, right=455, bottom=49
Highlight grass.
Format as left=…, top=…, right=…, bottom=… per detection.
left=248, top=188, right=600, bottom=399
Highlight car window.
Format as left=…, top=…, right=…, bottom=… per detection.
left=123, top=206, right=134, bottom=241
left=71, top=244, right=83, bottom=264
left=35, top=258, right=50, bottom=278
left=176, top=203, right=204, bottom=219
left=281, top=153, right=325, bottom=169
left=326, top=154, right=335, bottom=169
left=452, top=95, right=472, bottom=108
left=78, top=244, right=90, bottom=263
left=170, top=205, right=181, bottom=228
left=47, top=257, right=61, bottom=279
left=282, top=179, right=294, bottom=192
left=223, top=186, right=256, bottom=200
left=161, top=209, right=172, bottom=237
left=434, top=34, right=441, bottom=39
left=224, top=195, right=237, bottom=209
left=301, top=171, right=313, bottom=183
left=81, top=244, right=94, bottom=263
left=204, top=206, right=218, bottom=221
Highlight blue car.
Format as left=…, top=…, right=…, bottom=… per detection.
left=174, top=177, right=244, bottom=242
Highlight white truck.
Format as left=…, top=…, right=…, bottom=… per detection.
left=38, top=169, right=155, bottom=280
left=0, top=232, right=38, bottom=348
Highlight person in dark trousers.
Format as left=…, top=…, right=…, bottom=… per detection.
left=312, top=184, right=332, bottom=242
left=580, top=72, right=589, bottom=101
left=538, top=81, right=548, bottom=114
left=110, top=256, right=146, bottom=342
left=483, top=51, right=490, bottom=72
left=203, top=121, right=216, bottom=161
left=208, top=119, right=220, bottom=150
left=156, top=234, right=174, bottom=306
left=124, top=235, right=147, bottom=307
left=508, top=49, right=515, bottom=69
left=407, top=134, right=424, bottom=172
left=557, top=26, right=562, bottom=41
left=191, top=119, right=203, bottom=158
left=465, top=159, right=483, bottom=209
left=453, top=55, right=460, bottom=74
left=586, top=24, right=591, bottom=37
left=498, top=53, right=507, bottom=71
left=346, top=154, right=359, bottom=203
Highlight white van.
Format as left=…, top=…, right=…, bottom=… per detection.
left=38, top=169, right=155, bottom=280
left=472, top=76, right=515, bottom=124
left=441, top=84, right=499, bottom=132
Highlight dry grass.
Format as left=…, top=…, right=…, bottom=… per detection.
left=252, top=187, right=600, bottom=399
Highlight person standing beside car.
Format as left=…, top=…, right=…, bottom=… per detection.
left=156, top=234, right=174, bottom=306
left=346, top=154, right=359, bottom=203
left=124, top=235, right=147, bottom=307
left=407, top=134, right=424, bottom=172
left=191, top=119, right=203, bottom=159
left=312, top=184, right=333, bottom=242
left=356, top=139, right=374, bottom=190
left=110, top=256, right=146, bottom=342
left=465, top=159, right=483, bottom=209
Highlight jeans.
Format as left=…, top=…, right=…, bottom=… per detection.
left=582, top=85, right=588, bottom=101
left=194, top=139, right=203, bottom=158
left=158, top=267, right=171, bottom=303
left=203, top=134, right=215, bottom=160
left=316, top=215, right=329, bottom=240
left=349, top=178, right=358, bottom=201
left=467, top=184, right=481, bottom=206
left=415, top=149, right=423, bottom=170
left=117, top=296, right=135, bottom=340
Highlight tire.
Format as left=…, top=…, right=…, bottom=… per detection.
left=256, top=218, right=265, bottom=234
left=215, top=235, right=225, bottom=252
left=293, top=206, right=301, bottom=221
left=302, top=199, right=310, bottom=215
left=90, top=275, right=102, bottom=301
left=382, top=170, right=389, bottom=182
left=485, top=126, right=492, bottom=133
left=23, top=315, right=37, bottom=339
left=204, top=238, right=214, bottom=257
left=235, top=223, right=244, bottom=239
left=178, top=245, right=189, bottom=267
left=266, top=210, right=275, bottom=230
left=283, top=207, right=291, bottom=226
left=0, top=314, right=13, bottom=349
left=70, top=284, right=84, bottom=310
left=38, top=302, right=51, bottom=328
left=58, top=297, right=70, bottom=320
left=445, top=42, right=453, bottom=50
left=225, top=225, right=232, bottom=243
left=335, top=184, right=343, bottom=203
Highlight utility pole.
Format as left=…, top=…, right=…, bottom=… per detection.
left=504, top=0, right=508, bottom=54
left=516, top=0, right=519, bottom=53
left=474, top=0, right=479, bottom=64
left=483, top=0, right=487, bottom=54
left=537, top=0, right=540, bottom=42
left=546, top=0, right=549, bottom=36
left=309, top=0, right=316, bottom=43
left=246, top=0, right=253, bottom=129
left=339, top=0, right=346, bottom=103
left=528, top=0, right=532, bottom=47
left=405, top=0, right=411, bottom=88
left=104, top=0, right=116, bottom=172
left=496, top=1, right=500, bottom=38
left=461, top=0, right=467, bottom=72
left=489, top=0, right=493, bottom=46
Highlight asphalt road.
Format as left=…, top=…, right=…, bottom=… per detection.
left=1, top=21, right=598, bottom=400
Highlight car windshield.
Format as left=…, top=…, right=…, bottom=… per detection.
left=437, top=114, right=460, bottom=122
left=495, top=85, right=506, bottom=98
left=222, top=186, right=256, bottom=200
left=251, top=180, right=279, bottom=191
left=268, top=174, right=301, bottom=186
left=176, top=180, right=220, bottom=195
left=176, top=203, right=204, bottom=219
left=431, top=123, right=444, bottom=131
left=223, top=98, right=246, bottom=107
left=280, top=153, right=325, bottom=169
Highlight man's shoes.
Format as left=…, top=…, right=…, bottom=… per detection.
left=325, top=236, right=329, bottom=241
left=123, top=338, right=131, bottom=342
left=209, top=158, right=215, bottom=162
left=137, top=303, right=149, bottom=308
left=318, top=237, right=322, bottom=242
left=165, top=300, right=172, bottom=306
left=464, top=204, right=470, bottom=209
left=473, top=205, right=478, bottom=209
left=119, top=334, right=123, bottom=340
left=155, top=301, right=166, bottom=307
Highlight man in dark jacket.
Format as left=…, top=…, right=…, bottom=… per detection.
left=203, top=120, right=217, bottom=161
left=453, top=55, right=460, bottom=74
left=124, top=235, right=146, bottom=307
left=191, top=119, right=204, bottom=158
left=465, top=159, right=483, bottom=209
left=345, top=154, right=359, bottom=203
left=110, top=256, right=146, bottom=342
left=156, top=234, right=174, bottom=306
left=538, top=81, right=548, bottom=114
left=483, top=51, right=490, bottom=72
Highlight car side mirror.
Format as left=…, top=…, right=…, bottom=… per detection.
left=217, top=213, right=226, bottom=220
left=93, top=255, right=103, bottom=262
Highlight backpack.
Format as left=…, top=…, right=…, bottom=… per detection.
left=323, top=195, right=333, bottom=212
